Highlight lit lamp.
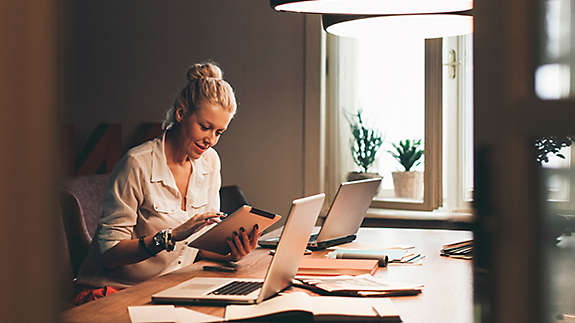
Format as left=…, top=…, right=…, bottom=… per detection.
left=270, top=0, right=472, bottom=15
left=270, top=0, right=474, bottom=39
left=323, top=14, right=473, bottom=39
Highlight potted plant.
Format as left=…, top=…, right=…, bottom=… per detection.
left=346, top=110, right=383, bottom=182
left=389, top=139, right=424, bottom=199
left=535, top=136, right=574, bottom=165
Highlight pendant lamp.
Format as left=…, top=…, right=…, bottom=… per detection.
left=270, top=0, right=473, bottom=39
left=323, top=13, right=473, bottom=39
left=270, top=0, right=473, bottom=15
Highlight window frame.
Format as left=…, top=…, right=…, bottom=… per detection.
left=324, top=36, right=443, bottom=211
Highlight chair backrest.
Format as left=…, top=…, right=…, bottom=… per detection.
left=60, top=174, right=109, bottom=277
left=219, top=185, right=249, bottom=215
left=60, top=178, right=244, bottom=276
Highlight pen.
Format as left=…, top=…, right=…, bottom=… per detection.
left=405, top=254, right=421, bottom=262
left=269, top=249, right=312, bottom=256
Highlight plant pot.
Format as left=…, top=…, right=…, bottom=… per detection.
left=346, top=172, right=382, bottom=195
left=346, top=171, right=381, bottom=182
left=391, top=171, right=423, bottom=199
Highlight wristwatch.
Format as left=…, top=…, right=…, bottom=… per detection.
left=152, top=229, right=175, bottom=252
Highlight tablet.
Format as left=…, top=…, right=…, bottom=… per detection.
left=188, top=205, right=281, bottom=255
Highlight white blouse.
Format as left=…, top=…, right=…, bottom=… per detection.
left=78, top=134, right=221, bottom=287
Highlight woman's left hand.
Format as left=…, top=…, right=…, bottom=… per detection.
left=225, top=224, right=261, bottom=261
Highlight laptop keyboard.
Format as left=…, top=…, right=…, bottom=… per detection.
left=208, top=281, right=263, bottom=296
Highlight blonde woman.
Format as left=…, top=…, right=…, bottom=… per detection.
left=75, top=62, right=259, bottom=304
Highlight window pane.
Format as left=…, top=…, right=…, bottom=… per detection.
left=536, top=0, right=574, bottom=99
left=345, top=38, right=426, bottom=202
left=460, top=34, right=474, bottom=203
left=539, top=136, right=575, bottom=321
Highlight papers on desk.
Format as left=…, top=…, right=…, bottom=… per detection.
left=296, top=257, right=380, bottom=276
left=128, top=305, right=221, bottom=323
left=128, top=305, right=178, bottom=323
left=295, top=274, right=423, bottom=297
left=224, top=292, right=401, bottom=322
left=128, top=293, right=402, bottom=322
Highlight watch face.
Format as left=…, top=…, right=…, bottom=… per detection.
left=153, top=231, right=164, bottom=249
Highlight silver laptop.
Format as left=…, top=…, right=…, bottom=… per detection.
left=151, top=193, right=325, bottom=305
left=259, top=177, right=382, bottom=250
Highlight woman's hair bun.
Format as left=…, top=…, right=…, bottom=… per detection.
left=186, top=62, right=223, bottom=82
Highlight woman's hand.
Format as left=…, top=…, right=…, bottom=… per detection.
left=198, top=224, right=261, bottom=263
left=172, top=212, right=221, bottom=242
left=226, top=224, right=261, bottom=261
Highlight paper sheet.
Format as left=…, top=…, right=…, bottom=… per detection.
left=128, top=305, right=178, bottom=323
left=174, top=308, right=223, bottom=323
left=127, top=305, right=223, bottom=323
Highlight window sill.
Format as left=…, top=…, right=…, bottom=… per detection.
left=361, top=207, right=475, bottom=230
left=366, top=207, right=474, bottom=221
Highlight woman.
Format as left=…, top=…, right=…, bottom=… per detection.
left=76, top=62, right=259, bottom=304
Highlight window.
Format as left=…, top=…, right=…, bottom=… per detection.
left=535, top=0, right=575, bottom=211
left=325, top=33, right=473, bottom=213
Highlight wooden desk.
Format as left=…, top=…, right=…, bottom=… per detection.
left=60, top=228, right=473, bottom=323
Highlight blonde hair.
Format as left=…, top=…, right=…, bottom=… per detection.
left=162, top=62, right=237, bottom=131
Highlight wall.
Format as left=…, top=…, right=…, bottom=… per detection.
left=1, top=1, right=61, bottom=321
left=62, top=0, right=307, bottom=218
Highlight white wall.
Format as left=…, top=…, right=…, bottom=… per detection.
left=62, top=0, right=307, bottom=218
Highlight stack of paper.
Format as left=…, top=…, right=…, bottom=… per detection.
left=295, top=274, right=423, bottom=297
left=296, top=257, right=379, bottom=276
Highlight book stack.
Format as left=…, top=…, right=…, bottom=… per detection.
left=440, top=239, right=473, bottom=259
left=296, top=257, right=380, bottom=276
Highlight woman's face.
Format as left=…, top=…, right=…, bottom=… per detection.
left=177, top=102, right=234, bottom=160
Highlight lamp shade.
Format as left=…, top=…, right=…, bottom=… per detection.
left=271, top=0, right=473, bottom=15
left=323, top=14, right=473, bottom=39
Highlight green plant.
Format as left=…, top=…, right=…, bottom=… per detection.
left=389, top=139, right=424, bottom=172
left=535, top=136, right=574, bottom=165
left=348, top=110, right=383, bottom=173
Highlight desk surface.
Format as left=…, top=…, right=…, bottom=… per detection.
left=60, top=228, right=473, bottom=323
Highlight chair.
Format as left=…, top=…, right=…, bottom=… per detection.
left=60, top=174, right=109, bottom=280
left=60, top=177, right=247, bottom=278
left=219, top=185, right=249, bottom=215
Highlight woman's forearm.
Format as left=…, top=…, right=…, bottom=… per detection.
left=101, top=236, right=162, bottom=269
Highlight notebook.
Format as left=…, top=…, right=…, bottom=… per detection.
left=258, top=177, right=382, bottom=250
left=296, top=257, right=379, bottom=276
left=151, top=193, right=325, bottom=305
left=224, top=292, right=401, bottom=322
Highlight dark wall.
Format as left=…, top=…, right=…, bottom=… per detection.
left=61, top=0, right=306, bottom=217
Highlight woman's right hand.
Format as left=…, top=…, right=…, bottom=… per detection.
left=172, top=212, right=221, bottom=242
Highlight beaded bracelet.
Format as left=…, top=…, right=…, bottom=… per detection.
left=164, top=228, right=175, bottom=252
